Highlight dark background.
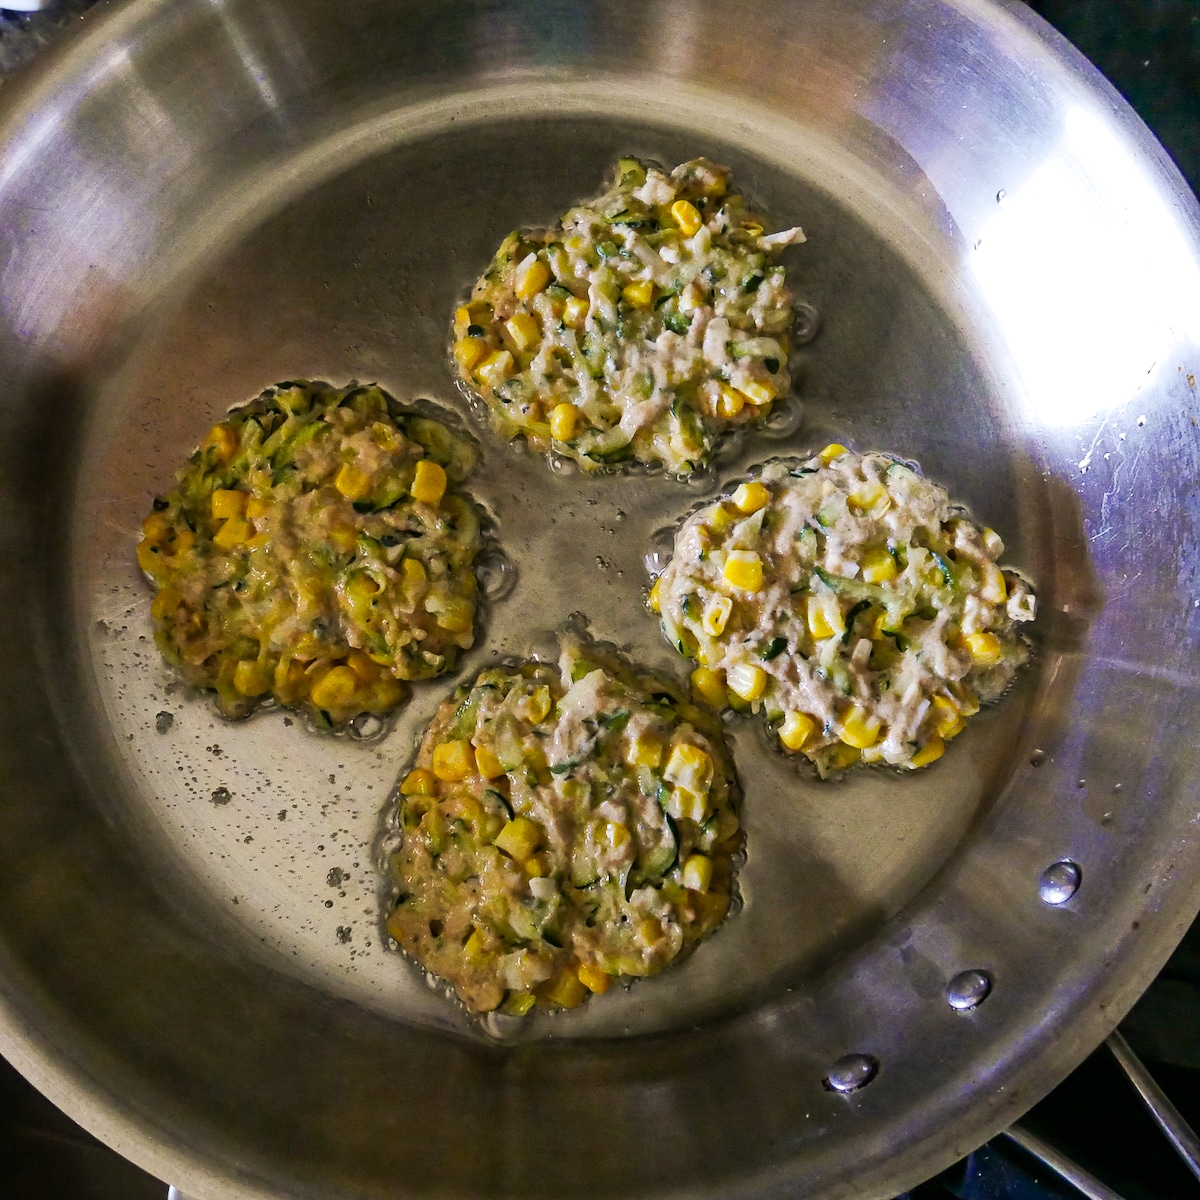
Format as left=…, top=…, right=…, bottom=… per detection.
left=0, top=0, right=1198, bottom=1196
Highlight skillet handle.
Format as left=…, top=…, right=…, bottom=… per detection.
left=1000, top=1124, right=1127, bottom=1200
left=1107, top=1029, right=1200, bottom=1183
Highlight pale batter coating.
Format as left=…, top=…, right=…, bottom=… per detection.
left=453, top=157, right=806, bottom=475
left=651, top=446, right=1036, bottom=774
left=139, top=381, right=483, bottom=728
left=386, top=641, right=742, bottom=1015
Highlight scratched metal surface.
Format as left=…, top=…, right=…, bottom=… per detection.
left=0, top=1, right=1198, bottom=1199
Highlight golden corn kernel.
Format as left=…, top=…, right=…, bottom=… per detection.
left=505, top=311, right=540, bottom=351
left=434, top=597, right=474, bottom=634
left=474, top=743, right=506, bottom=780
left=515, top=257, right=551, bottom=300
left=690, top=666, right=728, bottom=708
left=909, top=736, right=946, bottom=768
left=463, top=929, right=490, bottom=965
left=334, top=463, right=372, bottom=502
left=149, top=588, right=178, bottom=621
left=310, top=665, right=359, bottom=711
left=273, top=658, right=308, bottom=701
left=840, top=705, right=882, bottom=749
left=669, top=787, right=709, bottom=823
left=401, top=769, right=437, bottom=797
left=402, top=557, right=427, bottom=585
left=212, top=516, right=252, bottom=550
left=982, top=527, right=1005, bottom=557
left=141, top=512, right=169, bottom=543
left=637, top=917, right=663, bottom=946
left=410, top=459, right=447, bottom=506
left=134, top=539, right=158, bottom=573
left=670, top=199, right=703, bottom=237
left=203, top=422, right=238, bottom=462
left=524, top=853, right=549, bottom=878
left=732, top=481, right=770, bottom=514
left=727, top=661, right=767, bottom=702
left=544, top=969, right=587, bottom=1009
left=621, top=278, right=655, bottom=308
left=549, top=402, right=579, bottom=442
left=346, top=573, right=379, bottom=605
left=493, top=816, right=541, bottom=862
left=819, top=443, right=848, bottom=465
left=807, top=593, right=844, bottom=639
left=476, top=349, right=515, bottom=388
left=523, top=685, right=551, bottom=723
left=562, top=296, right=589, bottom=328
left=432, top=739, right=475, bottom=782
left=648, top=576, right=662, bottom=613
left=329, top=526, right=358, bottom=555
left=576, top=963, right=610, bottom=994
left=210, top=489, right=247, bottom=520
left=723, top=550, right=764, bottom=592
left=827, top=744, right=862, bottom=771
left=346, top=652, right=378, bottom=684
left=681, top=853, right=713, bottom=893
left=716, top=383, right=745, bottom=418
left=848, top=480, right=887, bottom=513
left=625, top=732, right=664, bottom=769
left=245, top=529, right=269, bottom=550
left=981, top=563, right=1008, bottom=604
left=702, top=594, right=733, bottom=637
left=453, top=304, right=473, bottom=338
left=861, top=546, right=898, bottom=584
left=931, top=695, right=965, bottom=739
left=736, top=379, right=775, bottom=407
left=664, top=743, right=714, bottom=796
left=779, top=710, right=817, bottom=752
left=964, top=631, right=1002, bottom=665
left=367, top=676, right=406, bottom=711
left=233, top=659, right=272, bottom=697
left=453, top=336, right=488, bottom=371
left=245, top=495, right=271, bottom=520
left=707, top=503, right=735, bottom=534
left=605, top=822, right=632, bottom=851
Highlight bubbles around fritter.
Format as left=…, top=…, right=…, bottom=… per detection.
left=138, top=381, right=484, bottom=729
left=650, top=446, right=1036, bottom=775
left=453, top=157, right=807, bottom=476
left=385, top=640, right=742, bottom=1016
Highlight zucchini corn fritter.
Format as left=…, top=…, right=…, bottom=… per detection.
left=453, top=156, right=806, bottom=476
left=138, top=381, right=483, bottom=728
left=387, top=644, right=742, bottom=1015
left=651, top=446, right=1036, bottom=775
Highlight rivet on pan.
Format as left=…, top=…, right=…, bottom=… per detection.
left=1038, top=860, right=1082, bottom=905
left=946, top=969, right=992, bottom=1011
left=824, top=1054, right=877, bottom=1094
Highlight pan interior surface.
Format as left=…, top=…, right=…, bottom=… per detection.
left=0, top=2, right=1199, bottom=1199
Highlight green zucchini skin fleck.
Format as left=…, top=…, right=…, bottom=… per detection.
left=453, top=157, right=808, bottom=477
left=653, top=448, right=1037, bottom=775
left=138, top=380, right=483, bottom=728
left=387, top=640, right=742, bottom=1015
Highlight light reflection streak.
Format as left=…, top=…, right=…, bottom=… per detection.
left=204, top=0, right=282, bottom=114
left=972, top=106, right=1200, bottom=428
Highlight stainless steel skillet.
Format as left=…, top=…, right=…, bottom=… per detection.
left=1, top=0, right=1199, bottom=1197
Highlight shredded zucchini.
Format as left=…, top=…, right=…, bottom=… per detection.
left=138, top=381, right=483, bottom=728
left=386, top=639, right=742, bottom=1015
left=453, top=157, right=807, bottom=476
left=651, top=447, right=1036, bottom=774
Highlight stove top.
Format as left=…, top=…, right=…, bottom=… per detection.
left=1, top=2, right=1197, bottom=1198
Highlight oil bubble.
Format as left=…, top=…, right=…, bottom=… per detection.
left=792, top=302, right=821, bottom=346
left=476, top=550, right=517, bottom=602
